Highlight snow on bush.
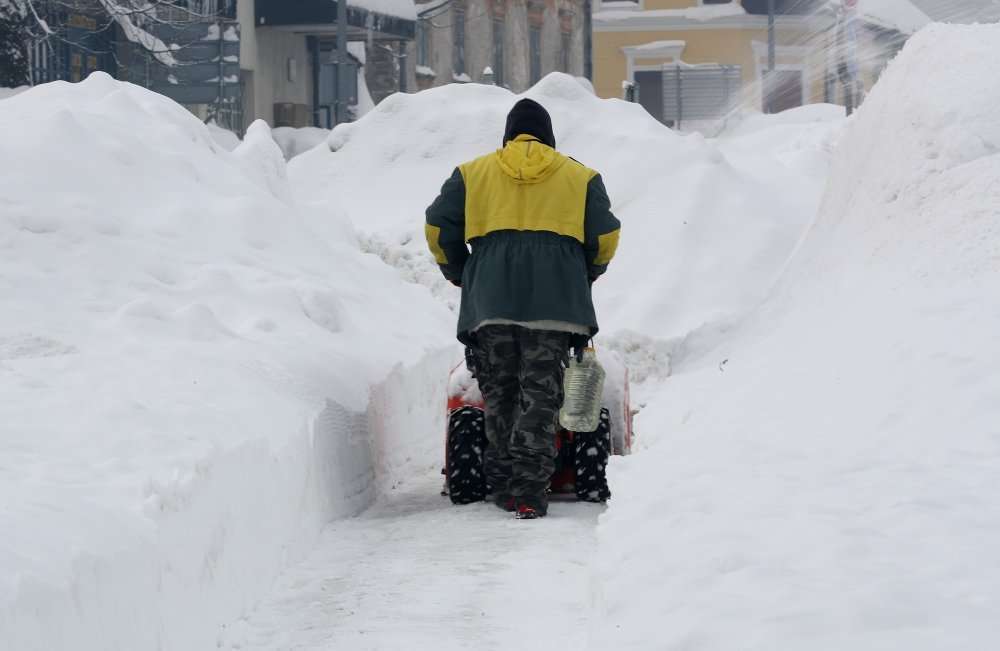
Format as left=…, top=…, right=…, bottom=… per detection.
left=0, top=73, right=451, bottom=651
left=591, top=23, right=1000, bottom=650
left=290, top=72, right=843, bottom=346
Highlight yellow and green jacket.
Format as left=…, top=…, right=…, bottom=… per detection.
left=425, top=135, right=621, bottom=344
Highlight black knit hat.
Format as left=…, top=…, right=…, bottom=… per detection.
left=502, top=98, right=556, bottom=149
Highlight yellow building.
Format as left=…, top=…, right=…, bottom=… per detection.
left=592, top=0, right=927, bottom=128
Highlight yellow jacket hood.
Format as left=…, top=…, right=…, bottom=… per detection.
left=494, top=135, right=568, bottom=184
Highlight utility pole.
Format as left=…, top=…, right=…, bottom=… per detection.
left=336, top=0, right=349, bottom=124
left=766, top=0, right=775, bottom=113
left=584, top=0, right=592, bottom=80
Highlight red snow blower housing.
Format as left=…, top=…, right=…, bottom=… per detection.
left=442, top=350, right=633, bottom=505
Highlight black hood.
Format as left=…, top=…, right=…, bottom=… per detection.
left=502, top=98, right=556, bottom=149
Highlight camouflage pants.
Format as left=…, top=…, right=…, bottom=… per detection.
left=470, top=325, right=570, bottom=498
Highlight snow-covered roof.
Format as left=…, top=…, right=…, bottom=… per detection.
left=909, top=0, right=1000, bottom=23
left=856, top=0, right=932, bottom=34
left=347, top=41, right=367, bottom=65
left=349, top=0, right=417, bottom=21
left=595, top=1, right=746, bottom=22
left=629, top=39, right=687, bottom=52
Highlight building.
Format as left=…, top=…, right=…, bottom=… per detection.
left=21, top=0, right=418, bottom=132
left=411, top=0, right=588, bottom=92
left=592, top=0, right=929, bottom=130
left=909, top=0, right=1000, bottom=23
left=243, top=0, right=416, bottom=128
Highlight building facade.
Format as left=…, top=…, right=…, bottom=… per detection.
left=240, top=0, right=415, bottom=129
left=411, top=0, right=587, bottom=93
left=593, top=0, right=925, bottom=130
left=19, top=0, right=417, bottom=132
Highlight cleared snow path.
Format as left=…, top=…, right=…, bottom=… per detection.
left=219, top=478, right=603, bottom=650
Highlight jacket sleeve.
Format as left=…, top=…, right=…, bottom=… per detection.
left=582, top=174, right=621, bottom=281
left=425, top=167, right=469, bottom=285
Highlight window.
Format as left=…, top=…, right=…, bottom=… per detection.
left=453, top=6, right=466, bottom=75
left=741, top=0, right=823, bottom=14
left=638, top=64, right=742, bottom=128
left=492, top=18, right=505, bottom=86
left=417, top=19, right=430, bottom=67
left=529, top=26, right=541, bottom=84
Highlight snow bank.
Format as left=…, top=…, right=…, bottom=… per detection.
left=290, top=72, right=843, bottom=344
left=0, top=73, right=452, bottom=650
left=0, top=86, right=28, bottom=101
left=592, top=23, right=1000, bottom=649
left=718, top=103, right=847, bottom=139
left=368, top=351, right=456, bottom=496
left=207, top=125, right=335, bottom=161
left=271, top=126, right=331, bottom=160
left=206, top=120, right=241, bottom=151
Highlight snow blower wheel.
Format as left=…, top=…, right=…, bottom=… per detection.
left=446, top=406, right=488, bottom=504
left=573, top=407, right=612, bottom=503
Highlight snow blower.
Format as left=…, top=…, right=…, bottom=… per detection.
left=442, top=348, right=633, bottom=505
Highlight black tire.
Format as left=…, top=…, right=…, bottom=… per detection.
left=574, top=408, right=612, bottom=503
left=446, top=406, right=488, bottom=505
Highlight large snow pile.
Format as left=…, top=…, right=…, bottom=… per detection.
left=204, top=125, right=334, bottom=161
left=290, top=74, right=843, bottom=351
left=272, top=126, right=331, bottom=160
left=0, top=86, right=28, bottom=101
left=592, top=23, right=1000, bottom=649
left=0, top=73, right=451, bottom=650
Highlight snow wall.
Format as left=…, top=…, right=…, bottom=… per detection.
left=0, top=74, right=454, bottom=650
left=591, top=23, right=1000, bottom=650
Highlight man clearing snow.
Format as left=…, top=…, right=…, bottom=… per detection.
left=425, top=98, right=621, bottom=519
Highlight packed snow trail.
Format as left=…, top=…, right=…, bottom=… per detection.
left=219, top=476, right=603, bottom=650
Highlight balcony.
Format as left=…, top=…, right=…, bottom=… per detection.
left=255, top=0, right=416, bottom=40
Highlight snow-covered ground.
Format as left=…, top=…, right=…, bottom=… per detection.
left=4, top=20, right=998, bottom=651
left=207, top=74, right=842, bottom=649
left=219, top=480, right=603, bottom=651
left=592, top=23, right=1000, bottom=649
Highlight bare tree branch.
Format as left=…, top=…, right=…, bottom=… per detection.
left=10, top=0, right=237, bottom=66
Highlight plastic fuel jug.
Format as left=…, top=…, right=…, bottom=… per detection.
left=559, top=347, right=606, bottom=432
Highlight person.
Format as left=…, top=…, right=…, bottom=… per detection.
left=425, top=98, right=620, bottom=520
